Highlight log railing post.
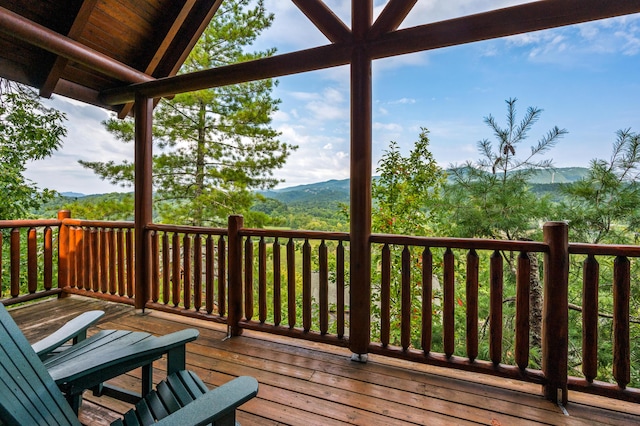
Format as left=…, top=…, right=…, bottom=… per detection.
left=542, top=221, right=569, bottom=404
left=134, top=94, right=153, bottom=312
left=228, top=215, right=244, bottom=337
left=57, top=210, right=71, bottom=297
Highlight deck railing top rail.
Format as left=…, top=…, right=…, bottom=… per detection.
left=370, top=233, right=550, bottom=252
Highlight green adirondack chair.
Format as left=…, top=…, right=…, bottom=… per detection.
left=29, top=309, right=105, bottom=360
left=0, top=303, right=258, bottom=425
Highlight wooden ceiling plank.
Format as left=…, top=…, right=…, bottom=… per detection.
left=118, top=0, right=201, bottom=118
left=0, top=5, right=153, bottom=85
left=369, top=0, right=417, bottom=39
left=369, top=0, right=640, bottom=60
left=291, top=0, right=351, bottom=43
left=40, top=0, right=100, bottom=98
left=101, top=0, right=640, bottom=106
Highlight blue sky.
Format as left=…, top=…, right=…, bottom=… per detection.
left=25, top=1, right=640, bottom=194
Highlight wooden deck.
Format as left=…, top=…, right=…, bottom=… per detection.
left=8, top=296, right=640, bottom=425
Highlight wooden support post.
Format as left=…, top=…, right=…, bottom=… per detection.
left=134, top=95, right=153, bottom=312
left=228, top=215, right=244, bottom=337
left=542, top=221, right=569, bottom=404
left=349, top=0, right=373, bottom=359
left=57, top=210, right=71, bottom=297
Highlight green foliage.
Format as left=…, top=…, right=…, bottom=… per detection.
left=0, top=79, right=66, bottom=219
left=558, top=129, right=640, bottom=244
left=372, top=128, right=445, bottom=235
left=443, top=98, right=567, bottom=239
left=80, top=0, right=296, bottom=227
left=370, top=129, right=446, bottom=347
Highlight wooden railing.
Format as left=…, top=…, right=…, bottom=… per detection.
left=2, top=212, right=639, bottom=404
left=0, top=215, right=63, bottom=305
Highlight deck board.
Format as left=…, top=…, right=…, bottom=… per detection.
left=7, top=296, right=640, bottom=425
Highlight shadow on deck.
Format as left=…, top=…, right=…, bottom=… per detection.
left=9, top=296, right=640, bottom=425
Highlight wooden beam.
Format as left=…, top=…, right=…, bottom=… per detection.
left=369, top=0, right=417, bottom=39
left=40, top=0, right=99, bottom=98
left=348, top=0, right=372, bottom=357
left=118, top=0, right=223, bottom=118
left=100, top=0, right=640, bottom=106
left=0, top=5, right=152, bottom=85
left=134, top=95, right=154, bottom=311
left=101, top=42, right=354, bottom=105
left=369, top=0, right=640, bottom=60
left=291, top=0, right=351, bottom=43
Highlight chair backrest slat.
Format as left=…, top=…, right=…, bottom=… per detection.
left=0, top=304, right=80, bottom=426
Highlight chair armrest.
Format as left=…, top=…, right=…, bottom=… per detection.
left=155, top=376, right=258, bottom=426
left=31, top=310, right=105, bottom=359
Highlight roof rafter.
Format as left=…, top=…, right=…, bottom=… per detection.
left=101, top=0, right=640, bottom=106
left=40, top=0, right=100, bottom=98
left=292, top=0, right=351, bottom=43
left=118, top=0, right=207, bottom=118
left=369, top=0, right=417, bottom=39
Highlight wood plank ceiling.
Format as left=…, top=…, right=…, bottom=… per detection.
left=0, top=0, right=221, bottom=116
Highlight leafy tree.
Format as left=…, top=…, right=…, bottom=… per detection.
left=372, top=128, right=445, bottom=236
left=0, top=79, right=66, bottom=220
left=442, top=98, right=567, bottom=362
left=80, top=0, right=296, bottom=227
left=370, top=129, right=446, bottom=347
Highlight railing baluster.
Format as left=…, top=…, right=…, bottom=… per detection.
left=287, top=238, right=296, bottom=328
left=582, top=254, right=599, bottom=383
left=515, top=251, right=531, bottom=370
left=194, top=234, right=202, bottom=311
left=27, top=228, right=37, bottom=293
left=89, top=228, right=98, bottom=292
left=43, top=226, right=52, bottom=291
left=205, top=235, right=214, bottom=314
left=273, top=238, right=282, bottom=326
left=108, top=229, right=116, bottom=294
left=82, top=228, right=90, bottom=291
left=303, top=239, right=311, bottom=332
left=99, top=228, right=108, bottom=293
left=381, top=243, right=391, bottom=347
left=443, top=248, right=455, bottom=358
left=421, top=247, right=432, bottom=354
left=490, top=250, right=503, bottom=365
left=125, top=228, right=133, bottom=298
left=151, top=231, right=159, bottom=302
left=613, top=255, right=630, bottom=389
left=69, top=227, right=77, bottom=289
left=172, top=232, right=181, bottom=307
left=259, top=237, right=267, bottom=323
left=337, top=241, right=345, bottom=339
left=319, top=240, right=328, bottom=335
left=162, top=232, right=170, bottom=304
left=466, top=249, right=479, bottom=362
left=244, top=237, right=254, bottom=321
left=117, top=229, right=125, bottom=296
left=401, top=245, right=411, bottom=351
left=217, top=236, right=226, bottom=316
left=183, top=234, right=191, bottom=309
left=11, top=228, right=20, bottom=297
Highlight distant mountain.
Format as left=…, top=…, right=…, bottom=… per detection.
left=262, top=167, right=590, bottom=204
left=261, top=179, right=351, bottom=205
left=61, top=191, right=85, bottom=198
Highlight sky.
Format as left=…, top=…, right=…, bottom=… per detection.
left=23, top=0, right=640, bottom=195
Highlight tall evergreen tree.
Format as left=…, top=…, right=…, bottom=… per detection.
left=81, top=0, right=295, bottom=226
